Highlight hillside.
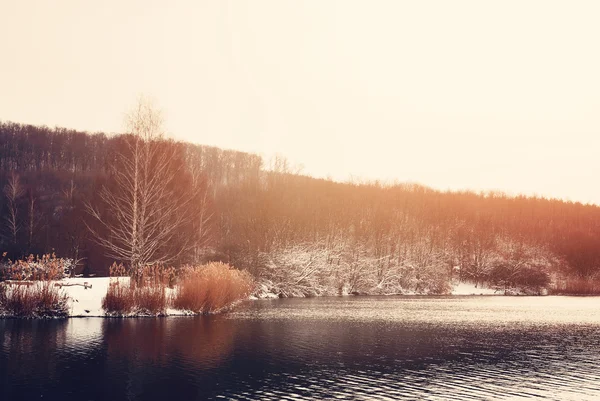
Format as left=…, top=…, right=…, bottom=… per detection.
left=1, top=121, right=600, bottom=294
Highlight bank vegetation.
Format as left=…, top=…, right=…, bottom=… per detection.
left=2, top=102, right=600, bottom=302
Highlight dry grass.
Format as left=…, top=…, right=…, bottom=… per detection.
left=133, top=284, right=168, bottom=315
left=0, top=281, right=68, bottom=318
left=172, top=262, right=253, bottom=314
left=0, top=254, right=70, bottom=318
left=551, top=278, right=600, bottom=295
left=102, top=263, right=252, bottom=316
left=102, top=279, right=169, bottom=316
left=102, top=263, right=170, bottom=316
left=102, top=279, right=134, bottom=315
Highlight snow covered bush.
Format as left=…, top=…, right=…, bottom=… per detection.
left=258, top=242, right=341, bottom=297
left=172, top=262, right=253, bottom=313
left=0, top=254, right=71, bottom=282
left=257, top=238, right=453, bottom=297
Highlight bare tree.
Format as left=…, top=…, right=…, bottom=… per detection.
left=260, top=241, right=341, bottom=297
left=86, top=99, right=191, bottom=274
left=490, top=237, right=554, bottom=293
left=188, top=159, right=214, bottom=263
left=3, top=173, right=23, bottom=248
left=26, top=189, right=40, bottom=252
left=62, top=179, right=87, bottom=276
left=454, top=225, right=498, bottom=288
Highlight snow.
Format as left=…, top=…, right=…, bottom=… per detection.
left=451, top=281, right=500, bottom=295
left=60, top=277, right=113, bottom=317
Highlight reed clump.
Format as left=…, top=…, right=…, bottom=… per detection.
left=102, top=262, right=252, bottom=316
left=102, top=263, right=172, bottom=316
left=1, top=281, right=69, bottom=318
left=172, top=262, right=253, bottom=314
left=0, top=254, right=69, bottom=318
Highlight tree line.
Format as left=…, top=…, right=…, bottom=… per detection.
left=1, top=117, right=599, bottom=294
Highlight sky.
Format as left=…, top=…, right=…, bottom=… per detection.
left=1, top=1, right=600, bottom=204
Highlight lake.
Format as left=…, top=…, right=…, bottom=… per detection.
left=2, top=296, right=600, bottom=400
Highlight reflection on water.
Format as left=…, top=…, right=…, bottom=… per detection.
left=2, top=296, right=600, bottom=400
left=104, top=317, right=235, bottom=367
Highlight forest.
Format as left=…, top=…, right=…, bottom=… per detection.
left=1, top=118, right=600, bottom=296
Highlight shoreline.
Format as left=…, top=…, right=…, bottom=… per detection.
left=2, top=278, right=590, bottom=319
left=0, top=277, right=241, bottom=319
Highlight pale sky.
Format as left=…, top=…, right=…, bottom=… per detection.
left=1, top=1, right=600, bottom=204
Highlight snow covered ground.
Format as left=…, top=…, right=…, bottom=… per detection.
left=451, top=281, right=500, bottom=295
left=60, top=277, right=112, bottom=317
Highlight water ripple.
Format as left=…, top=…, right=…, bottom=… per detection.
left=2, top=297, right=600, bottom=400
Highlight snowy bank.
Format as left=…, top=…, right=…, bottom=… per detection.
left=62, top=277, right=111, bottom=317
left=1, top=277, right=242, bottom=318
left=62, top=278, right=542, bottom=315
left=61, top=277, right=221, bottom=317
left=250, top=280, right=544, bottom=298
left=2, top=277, right=544, bottom=318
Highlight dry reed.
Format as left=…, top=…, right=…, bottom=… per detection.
left=172, top=262, right=253, bottom=314
left=0, top=281, right=68, bottom=318
left=0, top=254, right=69, bottom=318
left=102, top=263, right=171, bottom=316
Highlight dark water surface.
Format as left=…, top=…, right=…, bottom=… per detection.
left=2, top=296, right=600, bottom=400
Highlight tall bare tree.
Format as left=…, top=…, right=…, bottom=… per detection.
left=24, top=185, right=47, bottom=254
left=3, top=173, right=23, bottom=248
left=188, top=163, right=213, bottom=263
left=62, top=179, right=87, bottom=276
left=86, top=99, right=191, bottom=273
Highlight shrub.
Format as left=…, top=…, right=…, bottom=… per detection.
left=0, top=281, right=68, bottom=318
left=1, top=254, right=71, bottom=282
left=517, top=266, right=551, bottom=290
left=173, top=262, right=253, bottom=314
left=488, top=263, right=551, bottom=293
left=551, top=278, right=600, bottom=295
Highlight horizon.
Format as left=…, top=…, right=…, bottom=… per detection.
left=2, top=1, right=600, bottom=204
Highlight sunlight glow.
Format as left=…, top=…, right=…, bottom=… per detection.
left=1, top=0, right=599, bottom=203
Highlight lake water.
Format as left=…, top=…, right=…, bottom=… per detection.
left=2, top=296, right=600, bottom=400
